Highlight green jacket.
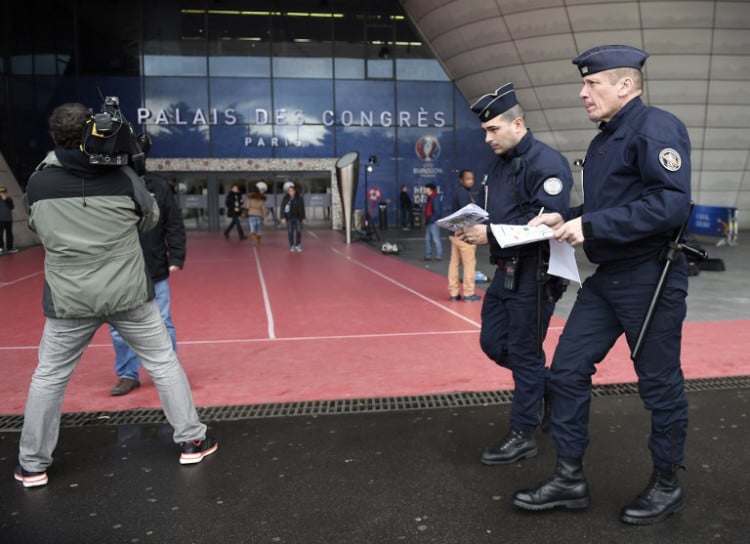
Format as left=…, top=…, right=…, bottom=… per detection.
left=26, top=148, right=159, bottom=318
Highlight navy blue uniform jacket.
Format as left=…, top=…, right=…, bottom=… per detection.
left=484, top=130, right=573, bottom=258
left=565, top=98, right=691, bottom=268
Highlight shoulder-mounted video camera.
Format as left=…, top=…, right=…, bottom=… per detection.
left=81, top=96, right=151, bottom=175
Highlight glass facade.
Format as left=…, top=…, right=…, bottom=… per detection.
left=1, top=0, right=490, bottom=226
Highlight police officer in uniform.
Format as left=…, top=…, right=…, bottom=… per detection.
left=458, top=83, right=573, bottom=465
left=512, top=45, right=692, bottom=525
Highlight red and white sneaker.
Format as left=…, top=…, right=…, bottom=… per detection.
left=14, top=465, right=48, bottom=488
left=179, top=437, right=218, bottom=465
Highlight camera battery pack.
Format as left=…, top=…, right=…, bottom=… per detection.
left=503, top=257, right=519, bottom=291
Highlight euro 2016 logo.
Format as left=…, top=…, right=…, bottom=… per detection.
left=415, top=135, right=441, bottom=162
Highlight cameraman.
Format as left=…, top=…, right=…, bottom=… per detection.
left=15, top=103, right=216, bottom=489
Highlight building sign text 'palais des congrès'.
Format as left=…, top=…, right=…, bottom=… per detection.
left=136, top=106, right=448, bottom=148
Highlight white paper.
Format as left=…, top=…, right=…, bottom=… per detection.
left=547, top=240, right=581, bottom=285
left=436, top=203, right=489, bottom=232
left=489, top=223, right=554, bottom=248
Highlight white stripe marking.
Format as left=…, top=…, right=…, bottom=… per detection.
left=0, top=327, right=564, bottom=351
left=0, top=328, right=512, bottom=351
left=0, top=270, right=44, bottom=288
left=331, top=247, right=483, bottom=328
left=252, top=245, right=276, bottom=339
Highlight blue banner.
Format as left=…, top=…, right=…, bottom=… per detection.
left=689, top=205, right=736, bottom=237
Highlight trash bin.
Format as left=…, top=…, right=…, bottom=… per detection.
left=378, top=203, right=388, bottom=230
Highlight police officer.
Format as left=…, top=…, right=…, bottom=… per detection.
left=458, top=83, right=573, bottom=465
left=513, top=45, right=692, bottom=525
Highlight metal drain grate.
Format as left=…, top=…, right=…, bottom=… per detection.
left=1, top=375, right=747, bottom=431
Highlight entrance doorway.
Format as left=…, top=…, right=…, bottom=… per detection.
left=161, top=171, right=334, bottom=231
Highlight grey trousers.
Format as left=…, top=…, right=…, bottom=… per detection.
left=19, top=300, right=207, bottom=472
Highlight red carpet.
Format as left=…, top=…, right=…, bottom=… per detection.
left=0, top=229, right=747, bottom=415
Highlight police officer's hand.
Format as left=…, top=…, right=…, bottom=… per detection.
left=554, top=217, right=584, bottom=246
left=528, top=212, right=564, bottom=229
left=456, top=224, right=488, bottom=245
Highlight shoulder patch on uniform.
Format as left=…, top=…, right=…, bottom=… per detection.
left=543, top=177, right=564, bottom=196
left=659, top=148, right=681, bottom=172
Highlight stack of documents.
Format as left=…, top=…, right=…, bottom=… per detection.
left=436, top=203, right=489, bottom=232
left=435, top=203, right=580, bottom=284
left=489, top=223, right=554, bottom=249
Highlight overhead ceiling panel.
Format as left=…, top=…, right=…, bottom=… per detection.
left=533, top=82, right=584, bottom=108
left=400, top=0, right=750, bottom=228
left=712, top=29, right=750, bottom=54
left=504, top=8, right=571, bottom=39
left=696, top=191, right=747, bottom=207
left=497, top=0, right=565, bottom=15
left=445, top=41, right=521, bottom=74
left=706, top=106, right=750, bottom=129
left=641, top=1, right=716, bottom=27
left=643, top=28, right=714, bottom=53
left=566, top=3, right=641, bottom=32
left=524, top=58, right=582, bottom=86
left=515, top=34, right=578, bottom=63
left=647, top=80, right=709, bottom=104
left=646, top=54, right=711, bottom=79
left=699, top=171, right=744, bottom=192
left=715, top=2, right=750, bottom=28
left=701, top=150, right=749, bottom=170
left=709, top=55, right=750, bottom=80
left=432, top=18, right=513, bottom=57
left=704, top=128, right=750, bottom=148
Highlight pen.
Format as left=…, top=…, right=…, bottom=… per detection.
left=537, top=207, right=544, bottom=217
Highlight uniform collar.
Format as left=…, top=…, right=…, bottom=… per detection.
left=599, top=97, right=642, bottom=133
left=501, top=129, right=533, bottom=162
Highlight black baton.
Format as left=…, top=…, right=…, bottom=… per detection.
left=631, top=202, right=706, bottom=361
left=535, top=244, right=547, bottom=357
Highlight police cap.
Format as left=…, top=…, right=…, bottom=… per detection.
left=572, top=45, right=649, bottom=76
left=470, top=83, right=518, bottom=122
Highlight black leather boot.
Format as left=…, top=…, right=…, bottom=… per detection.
left=513, top=457, right=590, bottom=510
left=620, top=468, right=684, bottom=525
left=480, top=429, right=537, bottom=465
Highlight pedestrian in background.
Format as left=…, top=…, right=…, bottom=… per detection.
left=399, top=184, right=413, bottom=230
left=0, top=186, right=18, bottom=254
left=280, top=183, right=305, bottom=252
left=109, top=171, right=186, bottom=397
left=422, top=183, right=443, bottom=261
left=246, top=185, right=267, bottom=247
left=223, top=184, right=247, bottom=240
left=447, top=170, right=481, bottom=302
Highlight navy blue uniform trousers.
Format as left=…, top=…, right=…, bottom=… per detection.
left=480, top=258, right=555, bottom=432
left=549, top=256, right=689, bottom=470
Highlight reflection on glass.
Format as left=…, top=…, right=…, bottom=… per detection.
left=367, top=59, right=393, bottom=79
left=273, top=57, right=333, bottom=79
left=144, top=55, right=207, bottom=76
left=209, top=57, right=270, bottom=77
